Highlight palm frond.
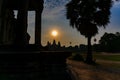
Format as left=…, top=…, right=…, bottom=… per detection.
left=66, top=0, right=112, bottom=37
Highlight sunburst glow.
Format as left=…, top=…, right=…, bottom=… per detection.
left=51, top=30, right=58, bottom=37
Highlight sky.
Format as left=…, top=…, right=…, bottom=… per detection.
left=27, top=0, right=120, bottom=47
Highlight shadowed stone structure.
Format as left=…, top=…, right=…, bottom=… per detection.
left=0, top=0, right=43, bottom=45
left=0, top=0, right=73, bottom=80
left=0, top=51, right=72, bottom=80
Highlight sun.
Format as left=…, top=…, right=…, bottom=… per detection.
left=51, top=30, right=58, bottom=37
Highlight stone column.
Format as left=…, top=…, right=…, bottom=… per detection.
left=0, top=0, right=3, bottom=44
left=0, top=0, right=6, bottom=44
left=15, top=0, right=29, bottom=45
left=0, top=0, right=3, bottom=28
left=35, top=0, right=44, bottom=46
left=35, top=10, right=42, bottom=45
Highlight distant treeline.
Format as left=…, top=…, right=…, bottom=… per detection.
left=93, top=32, right=120, bottom=53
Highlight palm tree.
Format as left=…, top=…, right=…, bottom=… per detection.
left=66, top=0, right=112, bottom=63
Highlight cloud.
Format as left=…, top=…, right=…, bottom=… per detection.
left=43, top=6, right=65, bottom=19
left=44, top=0, right=70, bottom=9
left=110, top=3, right=120, bottom=28
left=43, top=0, right=70, bottom=20
left=113, top=0, right=120, bottom=7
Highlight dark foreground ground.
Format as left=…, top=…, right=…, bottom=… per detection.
left=0, top=47, right=72, bottom=80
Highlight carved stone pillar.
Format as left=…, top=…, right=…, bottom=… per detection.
left=0, top=0, right=2, bottom=44
left=0, top=0, right=4, bottom=44
left=3, top=9, right=15, bottom=44
left=0, top=0, right=3, bottom=29
left=35, top=0, right=44, bottom=46
left=15, top=0, right=29, bottom=45
left=0, top=0, right=8, bottom=45
left=35, top=10, right=42, bottom=45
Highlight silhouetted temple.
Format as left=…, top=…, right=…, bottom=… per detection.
left=0, top=0, right=43, bottom=45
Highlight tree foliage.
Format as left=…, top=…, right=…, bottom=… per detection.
left=99, top=32, right=120, bottom=52
left=66, top=0, right=112, bottom=37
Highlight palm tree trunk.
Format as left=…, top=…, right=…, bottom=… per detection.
left=85, top=36, right=93, bottom=63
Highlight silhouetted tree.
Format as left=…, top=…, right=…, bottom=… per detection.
left=66, top=0, right=112, bottom=63
left=99, top=32, right=120, bottom=52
